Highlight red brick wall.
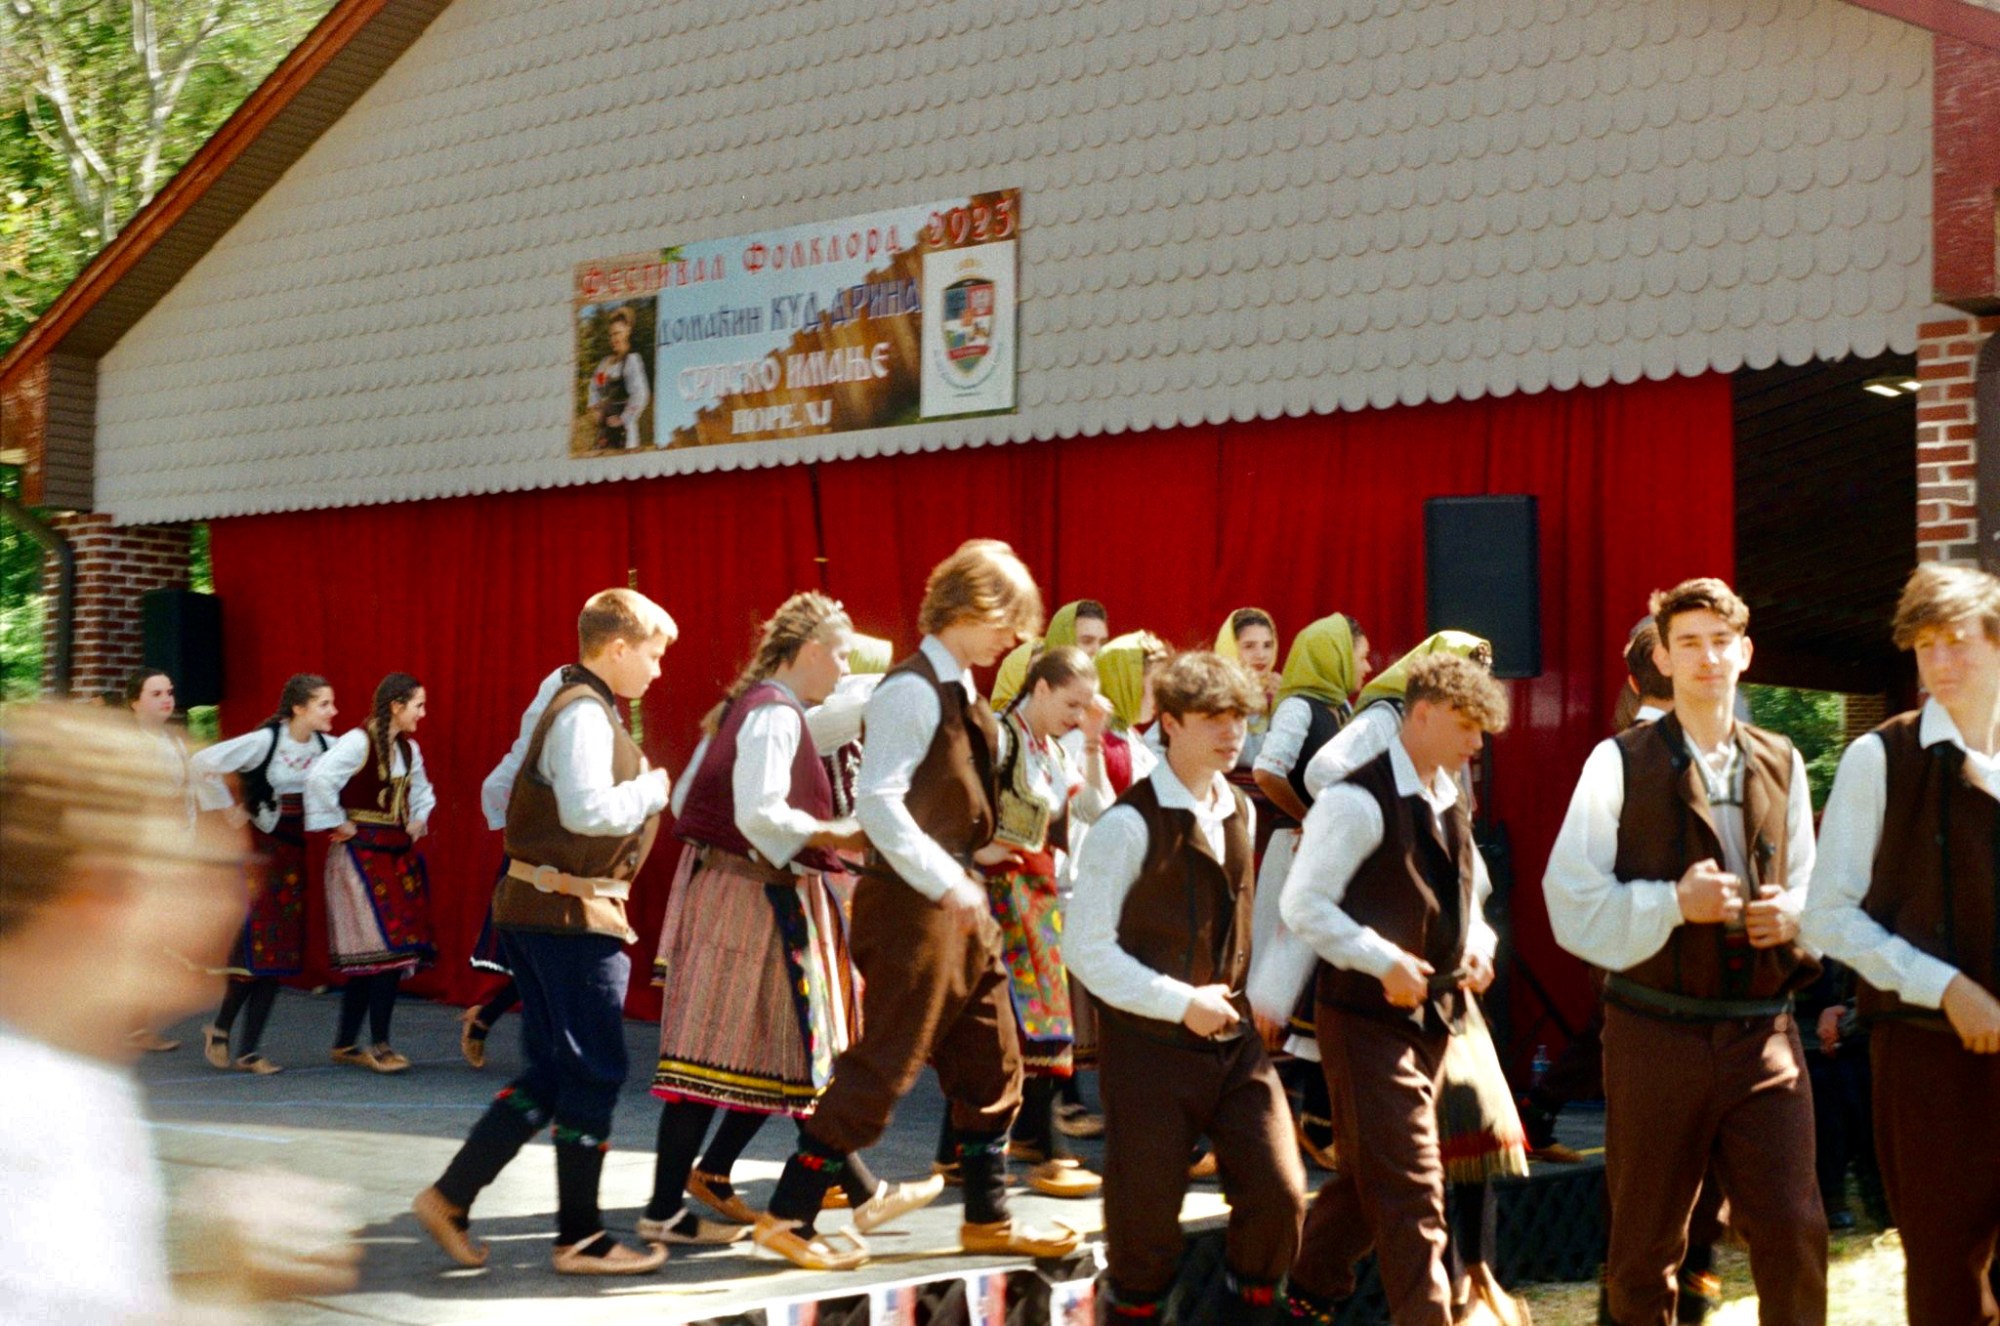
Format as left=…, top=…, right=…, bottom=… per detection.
left=40, top=514, right=191, bottom=697
left=1916, top=313, right=2000, bottom=566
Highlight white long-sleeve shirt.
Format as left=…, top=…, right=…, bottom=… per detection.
left=1252, top=696, right=1322, bottom=780
left=1542, top=727, right=1815, bottom=973
left=190, top=724, right=329, bottom=833
left=537, top=697, right=669, bottom=838
left=668, top=685, right=831, bottom=868
left=482, top=667, right=568, bottom=831
left=853, top=636, right=980, bottom=902
left=1302, top=701, right=1400, bottom=799
left=1066, top=762, right=1251, bottom=1026
left=1803, top=700, right=1999, bottom=1009
left=1282, top=738, right=1497, bottom=980
left=304, top=728, right=438, bottom=831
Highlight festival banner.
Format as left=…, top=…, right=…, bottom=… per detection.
left=571, top=191, right=1018, bottom=458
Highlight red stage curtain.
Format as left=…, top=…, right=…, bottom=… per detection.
left=206, top=373, right=1733, bottom=1035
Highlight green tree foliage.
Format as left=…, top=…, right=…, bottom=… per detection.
left=1744, top=683, right=1848, bottom=810
left=0, top=467, right=46, bottom=698
left=2, top=0, right=333, bottom=350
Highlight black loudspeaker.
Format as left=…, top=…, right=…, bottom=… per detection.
left=1425, top=496, right=1542, bottom=679
left=141, top=589, right=223, bottom=708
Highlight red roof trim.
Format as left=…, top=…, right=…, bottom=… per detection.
left=1840, top=0, right=2000, bottom=50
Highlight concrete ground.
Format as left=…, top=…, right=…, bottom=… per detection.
left=141, top=989, right=1224, bottom=1324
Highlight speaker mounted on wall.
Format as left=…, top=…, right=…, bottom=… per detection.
left=1424, top=496, right=1542, bottom=680
left=141, top=588, right=223, bottom=709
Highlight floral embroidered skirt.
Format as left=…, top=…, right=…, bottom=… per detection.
left=984, top=865, right=1074, bottom=1077
left=221, top=794, right=308, bottom=978
left=325, top=821, right=434, bottom=976
left=652, top=845, right=858, bottom=1116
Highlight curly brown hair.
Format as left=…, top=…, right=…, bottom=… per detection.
left=1891, top=563, right=2000, bottom=649
left=1404, top=654, right=1509, bottom=732
left=1650, top=577, right=1749, bottom=640
left=1152, top=651, right=1263, bottom=721
left=916, top=539, right=1044, bottom=637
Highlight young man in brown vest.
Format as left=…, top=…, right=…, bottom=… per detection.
left=415, top=588, right=679, bottom=1276
left=1545, top=578, right=1823, bottom=1326
left=1280, top=654, right=1508, bottom=1325
left=1065, top=651, right=1306, bottom=1324
left=1806, top=563, right=2000, bottom=1326
left=755, top=539, right=1084, bottom=1270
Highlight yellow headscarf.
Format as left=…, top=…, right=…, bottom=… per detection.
left=1355, top=630, right=1491, bottom=711
left=1095, top=631, right=1164, bottom=730
left=1214, top=607, right=1278, bottom=665
left=847, top=633, right=894, bottom=676
left=1275, top=614, right=1361, bottom=707
left=1044, top=601, right=1086, bottom=650
left=989, top=641, right=1036, bottom=712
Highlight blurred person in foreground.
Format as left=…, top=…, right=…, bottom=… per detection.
left=0, top=702, right=357, bottom=1324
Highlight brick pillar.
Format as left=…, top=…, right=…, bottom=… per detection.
left=1915, top=314, right=2000, bottom=565
left=40, top=514, right=192, bottom=698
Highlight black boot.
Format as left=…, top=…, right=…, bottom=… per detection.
left=434, top=1084, right=548, bottom=1209
left=957, top=1132, right=1011, bottom=1225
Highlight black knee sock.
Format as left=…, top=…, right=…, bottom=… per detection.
left=554, top=1136, right=609, bottom=1245
left=368, top=972, right=399, bottom=1045
left=335, top=980, right=370, bottom=1048
left=1682, top=1239, right=1715, bottom=1279
left=935, top=1109, right=960, bottom=1168
left=216, top=980, right=253, bottom=1035
left=696, top=1107, right=768, bottom=1185
left=237, top=979, right=280, bottom=1058
left=1448, top=1180, right=1495, bottom=1282
left=646, top=1100, right=716, bottom=1220
left=1058, top=1073, right=1083, bottom=1108
left=435, top=1085, right=549, bottom=1210
left=839, top=1150, right=878, bottom=1205
left=768, top=1133, right=844, bottom=1228
left=958, top=1132, right=1011, bottom=1225
left=1013, top=1077, right=1061, bottom=1162
left=474, top=979, right=519, bottom=1030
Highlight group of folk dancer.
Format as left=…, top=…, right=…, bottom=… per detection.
left=139, top=539, right=2000, bottom=1326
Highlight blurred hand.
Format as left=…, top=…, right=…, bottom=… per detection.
left=1253, top=1011, right=1288, bottom=1050
left=1942, top=975, right=2000, bottom=1054
left=1460, top=951, right=1496, bottom=995
left=1744, top=884, right=1796, bottom=949
left=1676, top=859, right=1742, bottom=925
left=176, top=1169, right=361, bottom=1306
left=942, top=877, right=989, bottom=935
left=223, top=805, right=252, bottom=830
left=407, top=817, right=429, bottom=843
left=1381, top=951, right=1434, bottom=1009
left=1078, top=697, right=1109, bottom=742
left=1816, top=1005, right=1843, bottom=1054
left=329, top=822, right=358, bottom=844
left=1182, top=985, right=1242, bottom=1039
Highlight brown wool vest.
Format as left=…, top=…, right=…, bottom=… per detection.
left=493, top=679, right=660, bottom=943
left=1610, top=712, right=1816, bottom=1002
left=868, top=649, right=999, bottom=875
left=1859, top=711, right=2000, bottom=1022
left=1316, top=748, right=1477, bottom=1035
left=340, top=729, right=412, bottom=827
left=1102, top=775, right=1257, bottom=1048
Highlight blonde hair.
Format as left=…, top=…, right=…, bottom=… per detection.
left=0, top=704, right=242, bottom=937
left=1892, top=563, right=2000, bottom=649
left=1651, top=577, right=1750, bottom=640
left=917, top=539, right=1044, bottom=637
left=1152, top=651, right=1263, bottom=721
left=578, top=588, right=678, bottom=657
left=1405, top=654, right=1510, bottom=732
left=704, top=591, right=852, bottom=734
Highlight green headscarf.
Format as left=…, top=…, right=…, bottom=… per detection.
left=1214, top=607, right=1278, bottom=665
left=847, top=633, right=894, bottom=676
left=1355, top=629, right=1491, bottom=711
left=1095, top=631, right=1163, bottom=730
left=1275, top=614, right=1361, bottom=706
left=1044, top=601, right=1086, bottom=650
left=989, top=641, right=1036, bottom=712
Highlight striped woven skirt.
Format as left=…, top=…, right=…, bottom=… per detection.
left=652, top=845, right=857, bottom=1116
left=220, top=795, right=310, bottom=977
left=984, top=864, right=1074, bottom=1077
left=1438, top=998, right=1530, bottom=1184
left=325, top=821, right=434, bottom=976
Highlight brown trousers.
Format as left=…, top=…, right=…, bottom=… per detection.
left=803, top=875, right=1023, bottom=1156
left=1293, top=1010, right=1456, bottom=1326
left=1097, top=1017, right=1306, bottom=1297
left=1601, top=1003, right=1826, bottom=1326
left=1872, top=1020, right=2000, bottom=1326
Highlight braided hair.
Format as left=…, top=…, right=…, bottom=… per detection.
left=702, top=592, right=851, bottom=735
left=368, top=672, right=423, bottom=772
left=272, top=673, right=330, bottom=726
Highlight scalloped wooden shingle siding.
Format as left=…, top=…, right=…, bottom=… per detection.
left=92, top=0, right=1933, bottom=524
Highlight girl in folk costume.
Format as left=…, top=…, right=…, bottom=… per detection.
left=306, top=673, right=438, bottom=1073
left=1244, top=615, right=1370, bottom=1167
left=1302, top=630, right=1530, bottom=1325
left=190, top=673, right=338, bottom=1074
left=935, top=647, right=1114, bottom=1197
left=989, top=599, right=1110, bottom=713
left=124, top=669, right=196, bottom=1055
left=1215, top=608, right=1283, bottom=855
left=647, top=594, right=930, bottom=1244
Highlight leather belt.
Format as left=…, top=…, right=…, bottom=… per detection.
left=1604, top=973, right=1790, bottom=1022
left=697, top=846, right=793, bottom=885
left=507, top=858, right=630, bottom=902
